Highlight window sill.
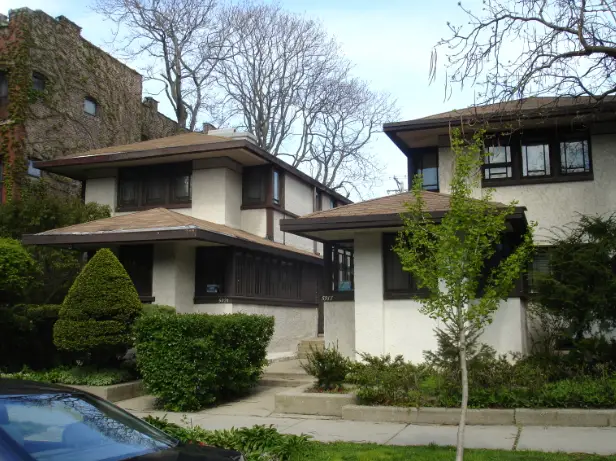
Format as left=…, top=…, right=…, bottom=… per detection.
left=482, top=173, right=593, bottom=188
left=116, top=202, right=191, bottom=212
left=139, top=296, right=155, bottom=304
left=194, top=295, right=317, bottom=308
left=384, top=291, right=430, bottom=300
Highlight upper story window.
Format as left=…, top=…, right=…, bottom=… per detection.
left=483, top=130, right=592, bottom=186
left=84, top=96, right=98, bottom=116
left=330, top=198, right=337, bottom=209
left=242, top=166, right=284, bottom=208
left=315, top=189, right=322, bottom=211
left=117, top=162, right=191, bottom=211
left=272, top=169, right=282, bottom=205
left=412, top=148, right=439, bottom=191
left=32, top=72, right=46, bottom=92
left=0, top=71, right=8, bottom=119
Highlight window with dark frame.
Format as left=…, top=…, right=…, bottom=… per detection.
left=32, top=72, right=46, bottom=92
left=118, top=245, right=153, bottom=300
left=484, top=145, right=512, bottom=179
left=482, top=130, right=592, bottom=186
left=413, top=149, right=439, bottom=191
left=195, top=247, right=229, bottom=295
left=382, top=233, right=427, bottom=298
left=84, top=96, right=98, bottom=116
left=272, top=169, right=282, bottom=205
left=330, top=244, right=354, bottom=293
left=315, top=189, right=322, bottom=211
left=117, top=162, right=192, bottom=210
left=528, top=247, right=551, bottom=293
left=330, top=197, right=337, bottom=209
left=242, top=167, right=268, bottom=206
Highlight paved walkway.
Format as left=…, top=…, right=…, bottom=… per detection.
left=120, top=384, right=616, bottom=455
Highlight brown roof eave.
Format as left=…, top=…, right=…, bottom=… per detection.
left=23, top=227, right=323, bottom=264
left=34, top=140, right=351, bottom=205
left=280, top=207, right=527, bottom=235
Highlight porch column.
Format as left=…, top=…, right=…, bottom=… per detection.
left=152, top=243, right=196, bottom=313
left=353, top=232, right=384, bottom=358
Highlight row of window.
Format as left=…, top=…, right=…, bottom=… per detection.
left=117, top=163, right=191, bottom=210
left=118, top=244, right=319, bottom=304
left=413, top=130, right=593, bottom=191
left=0, top=70, right=99, bottom=118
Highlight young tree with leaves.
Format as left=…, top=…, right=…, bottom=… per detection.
left=394, top=128, right=535, bottom=460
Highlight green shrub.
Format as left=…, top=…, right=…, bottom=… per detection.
left=141, top=304, right=175, bottom=316
left=1, top=366, right=134, bottom=386
left=54, top=248, right=142, bottom=365
left=23, top=304, right=68, bottom=369
left=0, top=238, right=40, bottom=305
left=301, top=344, right=349, bottom=390
left=144, top=416, right=309, bottom=461
left=135, top=313, right=275, bottom=411
left=348, top=353, right=429, bottom=407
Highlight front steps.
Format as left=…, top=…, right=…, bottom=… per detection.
left=297, top=337, right=325, bottom=359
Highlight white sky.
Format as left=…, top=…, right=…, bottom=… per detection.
left=2, top=0, right=481, bottom=199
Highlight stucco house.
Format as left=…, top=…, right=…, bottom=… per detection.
left=23, top=129, right=350, bottom=357
left=280, top=96, right=616, bottom=362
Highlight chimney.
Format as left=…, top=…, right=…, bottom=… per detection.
left=202, top=122, right=217, bottom=133
left=143, top=97, right=159, bottom=112
left=56, top=15, right=82, bottom=36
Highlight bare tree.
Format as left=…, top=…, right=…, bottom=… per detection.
left=215, top=2, right=397, bottom=195
left=432, top=0, right=616, bottom=104
left=95, top=0, right=233, bottom=130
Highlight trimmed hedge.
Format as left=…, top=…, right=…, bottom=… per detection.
left=141, top=304, right=175, bottom=316
left=54, top=248, right=142, bottom=363
left=135, top=313, right=275, bottom=411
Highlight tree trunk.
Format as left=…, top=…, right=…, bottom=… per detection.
left=456, top=325, right=468, bottom=461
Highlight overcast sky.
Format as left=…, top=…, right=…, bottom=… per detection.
left=3, top=0, right=480, bottom=198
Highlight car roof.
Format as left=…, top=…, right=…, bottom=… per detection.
left=0, top=379, right=78, bottom=396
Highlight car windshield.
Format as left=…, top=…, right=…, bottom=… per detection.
left=0, top=392, right=176, bottom=461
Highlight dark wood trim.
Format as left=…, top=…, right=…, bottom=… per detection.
left=23, top=227, right=323, bottom=264
left=483, top=172, right=593, bottom=188
left=281, top=208, right=527, bottom=233
left=266, top=208, right=274, bottom=240
left=116, top=202, right=192, bottom=212
left=139, top=296, right=155, bottom=303
left=194, top=295, right=317, bottom=308
left=322, top=292, right=354, bottom=302
left=383, top=291, right=429, bottom=300
left=240, top=203, right=299, bottom=218
left=35, top=139, right=351, bottom=205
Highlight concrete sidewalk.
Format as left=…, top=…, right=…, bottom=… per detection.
left=126, top=405, right=616, bottom=455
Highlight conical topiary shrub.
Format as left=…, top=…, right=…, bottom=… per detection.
left=53, top=248, right=142, bottom=364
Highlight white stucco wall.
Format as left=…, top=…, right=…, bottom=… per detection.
left=353, top=232, right=385, bottom=358
left=284, top=174, right=314, bottom=216
left=272, top=210, right=315, bottom=252
left=231, top=304, right=317, bottom=354
left=85, top=177, right=116, bottom=211
left=324, top=301, right=355, bottom=359
left=241, top=209, right=267, bottom=237
left=224, top=169, right=242, bottom=229
left=152, top=243, right=195, bottom=313
left=438, top=133, right=616, bottom=242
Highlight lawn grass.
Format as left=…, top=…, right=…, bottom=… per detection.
left=294, top=443, right=615, bottom=460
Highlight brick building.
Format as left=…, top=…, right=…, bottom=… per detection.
left=0, top=8, right=180, bottom=202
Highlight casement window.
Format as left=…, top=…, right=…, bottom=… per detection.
left=118, top=245, right=154, bottom=301
left=382, top=233, right=428, bottom=299
left=32, top=72, right=46, bottom=92
left=242, top=166, right=284, bottom=208
left=528, top=247, right=551, bottom=293
left=84, top=96, right=98, bottom=116
left=315, top=189, right=322, bottom=211
left=195, top=247, right=230, bottom=296
left=117, top=162, right=191, bottom=211
left=330, top=243, right=354, bottom=293
left=194, top=246, right=317, bottom=305
left=330, top=197, right=337, bottom=209
left=483, top=130, right=592, bottom=186
left=412, top=148, right=439, bottom=191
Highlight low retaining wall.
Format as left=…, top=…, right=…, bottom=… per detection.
left=274, top=384, right=356, bottom=416
left=275, top=385, right=616, bottom=426
left=70, top=380, right=144, bottom=402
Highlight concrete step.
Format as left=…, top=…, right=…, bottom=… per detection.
left=297, top=338, right=324, bottom=359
